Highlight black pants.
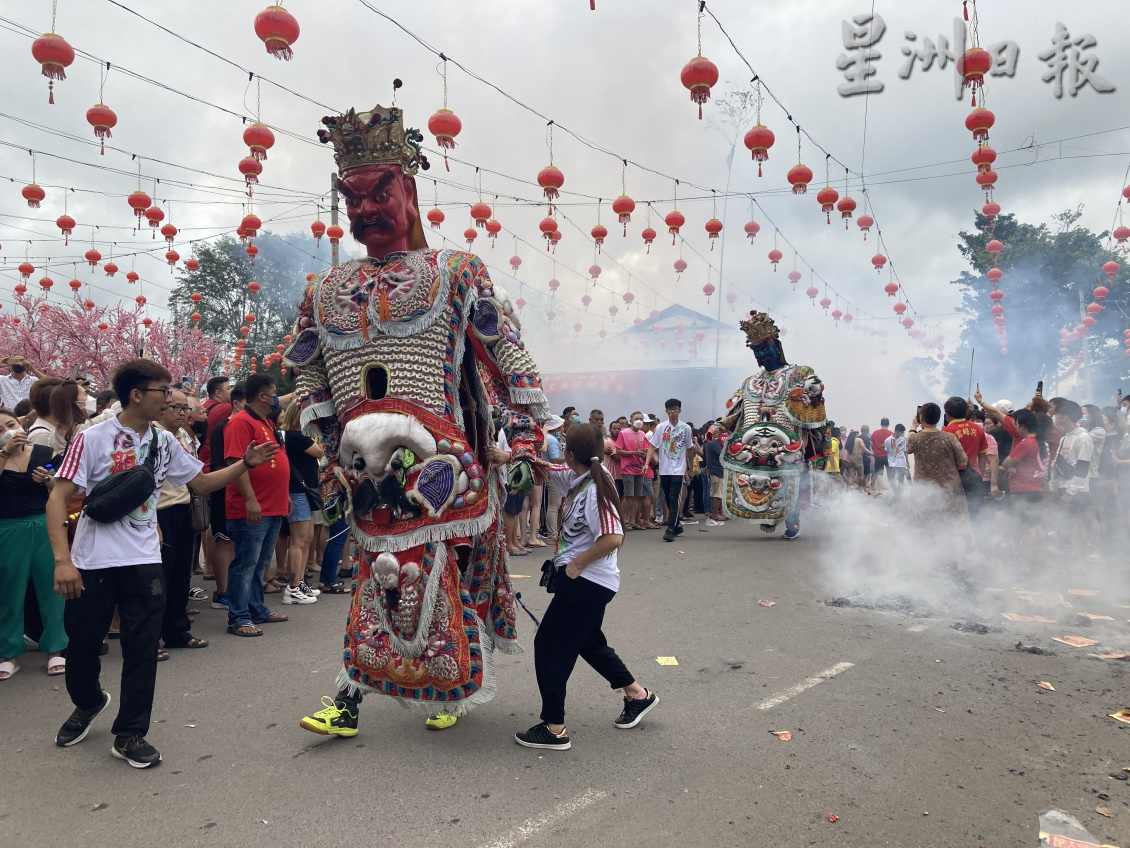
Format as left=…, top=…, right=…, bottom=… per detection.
left=534, top=573, right=635, bottom=725
left=64, top=563, right=165, bottom=739
left=158, top=503, right=195, bottom=648
left=659, top=474, right=684, bottom=531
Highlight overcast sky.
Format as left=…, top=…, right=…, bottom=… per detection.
left=1, top=0, right=1126, bottom=422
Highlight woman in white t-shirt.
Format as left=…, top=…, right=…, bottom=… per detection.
left=492, top=424, right=659, bottom=751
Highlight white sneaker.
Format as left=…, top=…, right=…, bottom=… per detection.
left=298, top=581, right=321, bottom=597
left=705, top=518, right=722, bottom=527
left=282, top=586, right=317, bottom=605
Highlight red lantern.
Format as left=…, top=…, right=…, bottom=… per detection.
left=485, top=219, right=502, bottom=244
left=145, top=205, right=165, bottom=237
left=805, top=285, right=819, bottom=303
left=884, top=282, right=899, bottom=297
left=1082, top=316, right=1096, bottom=328
left=245, top=313, right=256, bottom=324
left=819, top=297, right=831, bottom=313
left=966, top=107, right=995, bottom=142
left=743, top=125, right=775, bottom=176
left=18, top=262, right=34, bottom=282
left=548, top=278, right=559, bottom=293
left=515, top=297, right=526, bottom=311
left=989, top=288, right=1004, bottom=303
left=857, top=214, right=874, bottom=239
left=589, top=265, right=602, bottom=281
left=831, top=309, right=843, bottom=324
left=702, top=282, right=716, bottom=301
left=1103, top=260, right=1120, bottom=278
left=242, top=213, right=262, bottom=234
left=836, top=196, right=857, bottom=229
left=971, top=145, right=996, bottom=174
left=239, top=325, right=250, bottom=336
left=305, top=273, right=315, bottom=282
left=277, top=344, right=286, bottom=353
left=622, top=291, right=635, bottom=305
left=245, top=243, right=259, bottom=262
left=85, top=248, right=102, bottom=269
left=591, top=224, right=608, bottom=252
left=768, top=249, right=782, bottom=271
left=142, top=317, right=153, bottom=328
left=987, top=268, right=1003, bottom=284
left=326, top=224, right=343, bottom=246
left=959, top=47, right=992, bottom=103
left=135, top=294, right=147, bottom=306
left=425, top=209, right=443, bottom=230
left=539, top=216, right=558, bottom=249
left=254, top=5, right=300, bottom=60
left=674, top=259, right=687, bottom=275
left=249, top=281, right=260, bottom=293
left=665, top=210, right=685, bottom=244
left=612, top=196, right=635, bottom=234
left=22, top=184, right=45, bottom=208
left=31, top=32, right=74, bottom=103
left=704, top=218, right=722, bottom=249
left=976, top=169, right=998, bottom=196
left=185, top=258, right=199, bottom=272
left=986, top=239, right=1004, bottom=258
left=510, top=256, right=523, bottom=275
left=581, top=294, right=592, bottom=309
left=126, top=271, right=139, bottom=284
left=239, top=157, right=263, bottom=186
left=982, top=201, right=1001, bottom=221
left=86, top=104, right=117, bottom=154
left=284, top=334, right=292, bottom=343
left=902, top=317, right=915, bottom=330
left=56, top=214, right=75, bottom=244
left=787, top=163, right=813, bottom=195
left=464, top=227, right=477, bottom=247
left=98, top=321, right=109, bottom=330
left=1113, top=225, right=1130, bottom=248
left=104, top=261, right=119, bottom=277
left=537, top=165, right=564, bottom=201
left=1094, top=285, right=1109, bottom=301
left=1086, top=302, right=1103, bottom=317
left=641, top=227, right=656, bottom=253
left=871, top=253, right=887, bottom=273
left=893, top=302, right=907, bottom=315
left=14, top=283, right=26, bottom=295
left=428, top=110, right=462, bottom=169
left=161, top=223, right=178, bottom=245
left=744, top=220, right=760, bottom=242
left=990, top=304, right=1004, bottom=316
left=68, top=278, right=81, bottom=292
left=470, top=202, right=492, bottom=228
left=244, top=123, right=275, bottom=161
left=681, top=55, right=719, bottom=119
left=816, top=186, right=839, bottom=223
left=787, top=270, right=802, bottom=287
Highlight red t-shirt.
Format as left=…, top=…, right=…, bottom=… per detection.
left=1007, top=435, right=1046, bottom=492
left=198, top=400, right=232, bottom=467
left=871, top=428, right=894, bottom=458
left=224, top=409, right=290, bottom=518
left=943, top=419, right=988, bottom=470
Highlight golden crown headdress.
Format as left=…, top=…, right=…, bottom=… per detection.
left=317, top=105, right=428, bottom=175
left=739, top=311, right=779, bottom=347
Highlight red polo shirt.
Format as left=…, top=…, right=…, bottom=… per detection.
left=224, top=408, right=290, bottom=518
left=871, top=428, right=894, bottom=458
left=943, top=418, right=988, bottom=470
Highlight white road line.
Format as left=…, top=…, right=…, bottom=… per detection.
left=755, top=661, right=855, bottom=710
left=481, top=789, right=609, bottom=848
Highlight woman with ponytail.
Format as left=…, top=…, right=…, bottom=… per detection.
left=491, top=423, right=658, bottom=751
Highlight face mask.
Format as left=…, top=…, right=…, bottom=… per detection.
left=85, top=396, right=96, bottom=415
left=572, top=414, right=580, bottom=423
left=10, top=365, right=25, bottom=375
left=632, top=419, right=643, bottom=429
left=1079, top=415, right=1088, bottom=425
left=270, top=395, right=281, bottom=415
left=191, top=419, right=207, bottom=436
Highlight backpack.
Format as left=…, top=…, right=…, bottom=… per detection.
left=82, top=426, right=162, bottom=523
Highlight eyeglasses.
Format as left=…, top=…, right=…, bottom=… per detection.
left=138, top=388, right=172, bottom=399
left=169, top=404, right=190, bottom=412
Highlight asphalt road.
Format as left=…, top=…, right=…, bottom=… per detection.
left=2, top=506, right=1128, bottom=848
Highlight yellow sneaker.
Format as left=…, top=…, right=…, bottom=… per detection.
left=300, top=695, right=359, bottom=737
left=425, top=713, right=458, bottom=731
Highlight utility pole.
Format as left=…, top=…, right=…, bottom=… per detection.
left=329, top=172, right=340, bottom=267
left=1078, top=288, right=1092, bottom=402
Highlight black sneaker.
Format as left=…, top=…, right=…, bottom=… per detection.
left=55, top=690, right=112, bottom=747
left=210, top=591, right=229, bottom=609
left=662, top=529, right=675, bottom=543
left=111, top=735, right=162, bottom=768
left=614, top=689, right=659, bottom=729
left=515, top=723, right=571, bottom=750
left=674, top=525, right=685, bottom=537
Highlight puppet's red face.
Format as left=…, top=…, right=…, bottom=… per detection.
left=339, top=165, right=419, bottom=255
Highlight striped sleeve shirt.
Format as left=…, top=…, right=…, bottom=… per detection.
left=551, top=467, right=624, bottom=592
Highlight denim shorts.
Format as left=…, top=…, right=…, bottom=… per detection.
left=288, top=491, right=313, bottom=522
left=621, top=474, right=645, bottom=497
left=504, top=490, right=526, bottom=515
left=643, top=477, right=654, bottom=497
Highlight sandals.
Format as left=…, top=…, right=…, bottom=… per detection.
left=168, top=637, right=209, bottom=649
left=263, top=584, right=282, bottom=594
left=156, top=649, right=170, bottom=662
left=47, top=656, right=66, bottom=676
left=188, top=588, right=207, bottom=601
left=319, top=583, right=348, bottom=594
left=0, top=661, right=19, bottom=680
left=227, top=625, right=263, bottom=637
left=256, top=613, right=288, bottom=624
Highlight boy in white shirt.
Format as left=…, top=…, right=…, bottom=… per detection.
left=645, top=398, right=696, bottom=543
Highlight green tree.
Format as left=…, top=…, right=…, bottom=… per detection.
left=947, top=209, right=1130, bottom=400
left=170, top=231, right=313, bottom=383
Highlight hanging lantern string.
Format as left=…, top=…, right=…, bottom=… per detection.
left=546, top=120, right=554, bottom=166
left=711, top=188, right=717, bottom=218
left=50, top=0, right=58, bottom=33
left=439, top=57, right=449, bottom=109
left=621, top=159, right=627, bottom=196
left=825, top=155, right=830, bottom=186
left=696, top=0, right=704, bottom=55
left=29, top=149, right=36, bottom=183
left=98, top=61, right=110, bottom=103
